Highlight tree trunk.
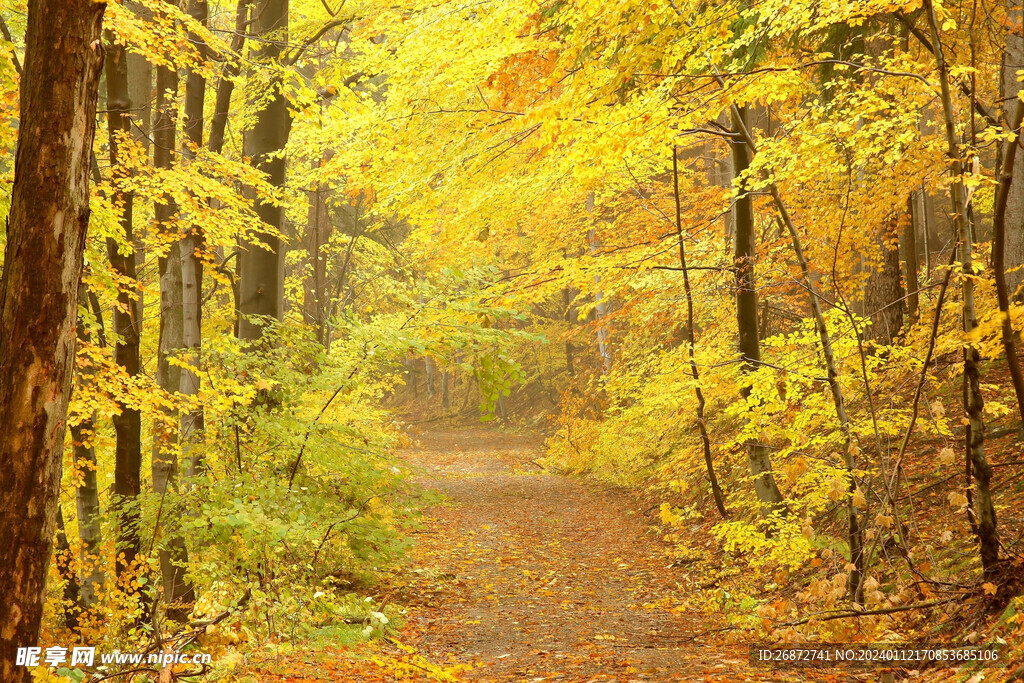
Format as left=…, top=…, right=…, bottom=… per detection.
left=181, top=0, right=208, bottom=476
left=303, top=172, right=332, bottom=344
left=442, top=370, right=451, bottom=411
left=73, top=285, right=103, bottom=611
left=730, top=106, right=784, bottom=509
left=425, top=356, right=436, bottom=397
left=125, top=2, right=152, bottom=312
left=208, top=0, right=251, bottom=156
left=926, top=0, right=999, bottom=575
left=53, top=506, right=81, bottom=631
left=238, top=0, right=289, bottom=339
left=152, top=57, right=195, bottom=618
left=864, top=214, right=905, bottom=345
left=904, top=195, right=921, bottom=322
left=104, top=28, right=145, bottom=586
left=0, top=1, right=104, bottom=677
left=584, top=192, right=612, bottom=373
left=1003, top=0, right=1024, bottom=302
left=992, top=99, right=1024, bottom=428
left=562, top=287, right=577, bottom=377
left=729, top=106, right=865, bottom=601
left=674, top=148, right=727, bottom=518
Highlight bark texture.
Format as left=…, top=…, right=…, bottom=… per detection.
left=904, top=197, right=921, bottom=322
left=926, top=0, right=999, bottom=574
left=303, top=171, right=332, bottom=344
left=239, top=0, right=289, bottom=339
left=864, top=215, right=905, bottom=345
left=730, top=106, right=784, bottom=509
left=182, top=0, right=209, bottom=475
left=992, top=99, right=1024, bottom=431
left=73, top=285, right=103, bottom=610
left=674, top=149, right=727, bottom=518
left=1002, top=0, right=1024, bottom=301
left=105, top=29, right=144, bottom=583
left=730, top=105, right=865, bottom=602
left=0, top=1, right=105, bottom=678
left=152, top=59, right=195, bottom=617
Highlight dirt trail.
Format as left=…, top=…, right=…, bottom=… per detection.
left=396, top=427, right=768, bottom=682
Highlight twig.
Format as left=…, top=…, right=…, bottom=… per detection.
left=769, top=597, right=958, bottom=628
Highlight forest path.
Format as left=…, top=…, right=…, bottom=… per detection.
left=394, top=426, right=772, bottom=682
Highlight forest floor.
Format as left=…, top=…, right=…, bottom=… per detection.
left=245, top=426, right=886, bottom=682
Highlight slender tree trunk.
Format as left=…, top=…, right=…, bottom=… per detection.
left=126, top=2, right=152, bottom=308
left=238, top=0, right=289, bottom=339
left=208, top=0, right=251, bottom=156
left=919, top=184, right=933, bottom=279
left=925, top=0, right=999, bottom=575
left=729, top=106, right=865, bottom=602
left=54, top=505, right=81, bottom=631
left=0, top=1, right=104, bottom=677
left=181, top=0, right=208, bottom=475
left=425, top=356, right=436, bottom=397
left=303, top=171, right=332, bottom=344
left=562, top=287, right=577, bottom=377
left=105, top=28, right=144, bottom=586
left=152, top=57, right=195, bottom=618
left=73, top=285, right=104, bottom=611
left=904, top=195, right=921, bottom=322
left=730, top=106, right=784, bottom=509
left=442, top=370, right=451, bottom=411
left=674, top=147, right=727, bottom=518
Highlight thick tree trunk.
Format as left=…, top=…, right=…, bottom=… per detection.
left=0, top=1, right=104, bottom=677
left=926, top=0, right=999, bottom=575
left=104, top=29, right=145, bottom=587
left=425, top=356, right=436, bottom=397
left=864, top=215, right=905, bottom=345
left=238, top=0, right=289, bottom=339
left=153, top=61, right=182, bottom=498
left=730, top=106, right=784, bottom=509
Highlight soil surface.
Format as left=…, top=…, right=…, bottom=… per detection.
left=394, top=427, right=779, bottom=682
left=247, top=426, right=857, bottom=681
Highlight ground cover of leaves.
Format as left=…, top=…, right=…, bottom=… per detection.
left=245, top=426, right=902, bottom=682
